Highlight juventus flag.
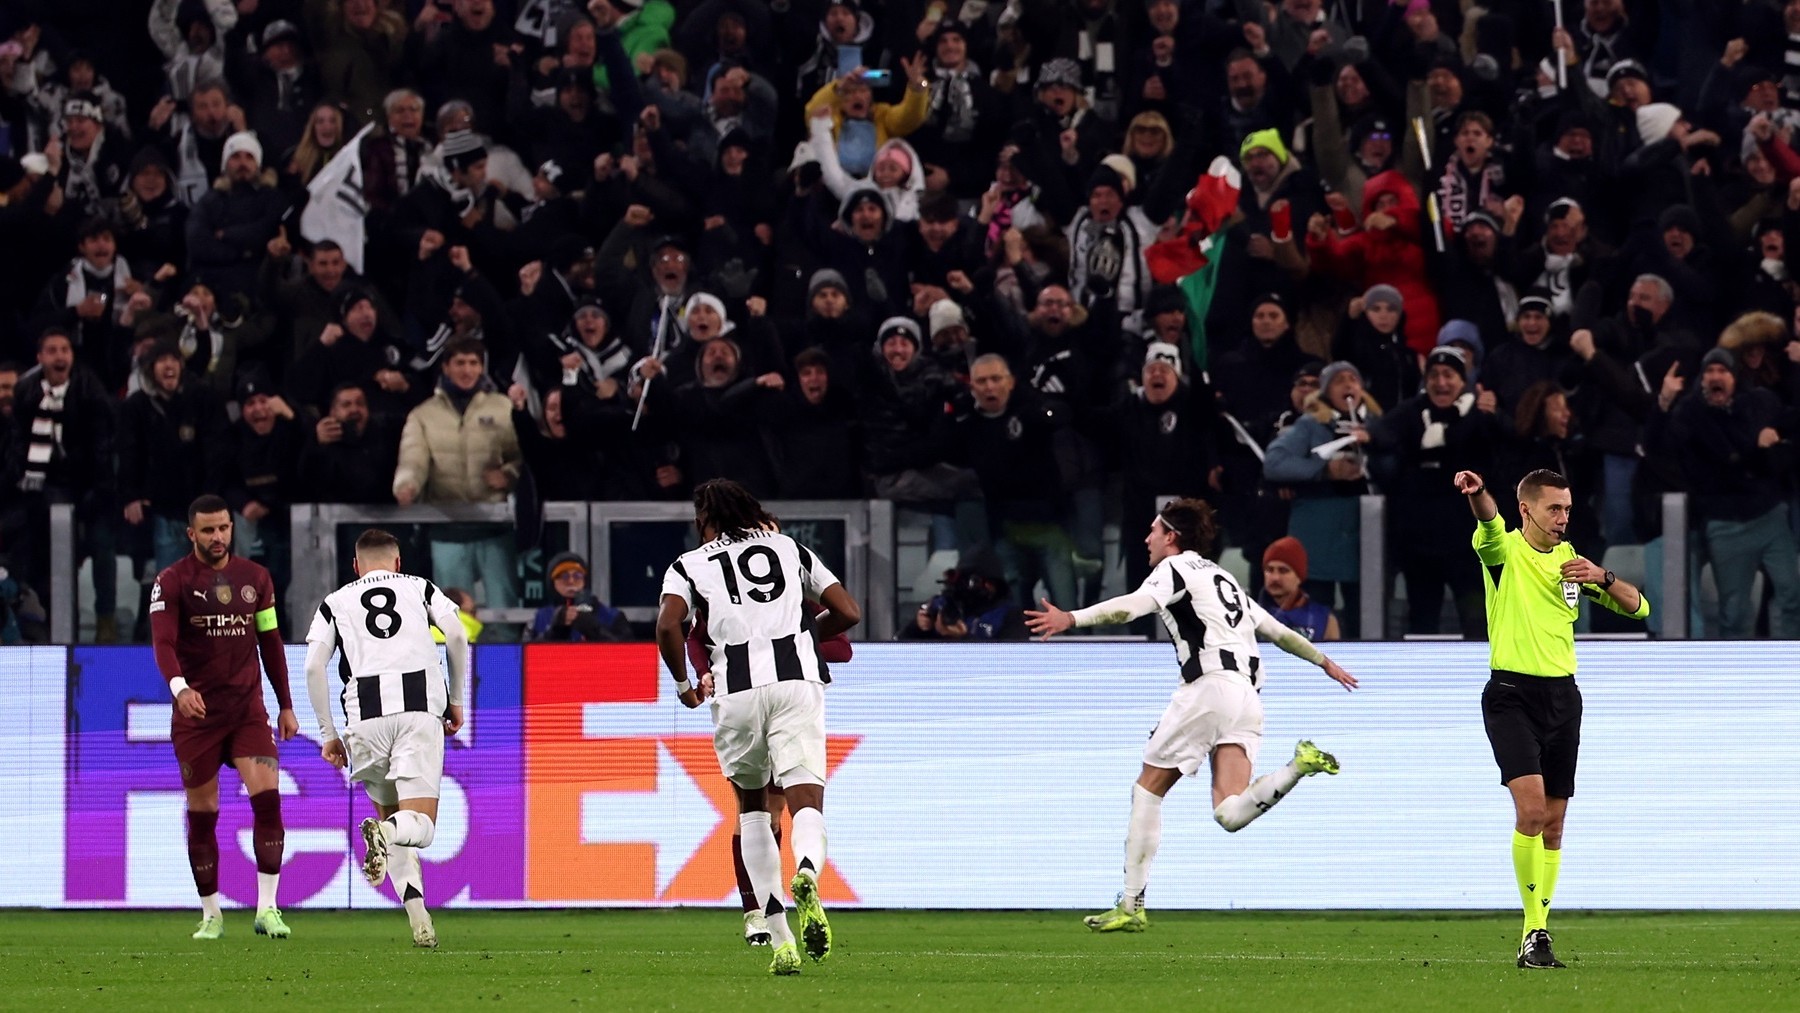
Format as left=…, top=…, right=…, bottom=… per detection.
left=299, top=123, right=377, bottom=274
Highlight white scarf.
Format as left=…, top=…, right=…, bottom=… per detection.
left=63, top=134, right=105, bottom=214
left=420, top=165, right=477, bottom=215
left=64, top=257, right=133, bottom=323
left=1420, top=393, right=1475, bottom=450
left=175, top=125, right=212, bottom=206
left=1537, top=250, right=1576, bottom=316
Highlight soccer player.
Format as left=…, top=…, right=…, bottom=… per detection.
left=689, top=597, right=853, bottom=946
left=150, top=494, right=297, bottom=940
left=302, top=528, right=469, bottom=949
left=656, top=480, right=862, bottom=975
left=1024, top=499, right=1358, bottom=932
left=1453, top=469, right=1649, bottom=969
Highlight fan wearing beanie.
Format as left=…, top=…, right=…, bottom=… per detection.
left=1258, top=537, right=1339, bottom=641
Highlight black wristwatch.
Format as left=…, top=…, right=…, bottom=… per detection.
left=1600, top=570, right=1617, bottom=590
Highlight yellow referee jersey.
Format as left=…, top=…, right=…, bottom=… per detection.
left=1473, top=515, right=1650, bottom=677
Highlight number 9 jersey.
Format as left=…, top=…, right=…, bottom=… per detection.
left=1140, top=551, right=1278, bottom=690
left=305, top=570, right=464, bottom=729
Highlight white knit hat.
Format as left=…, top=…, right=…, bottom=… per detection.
left=222, top=131, right=263, bottom=168
left=1635, top=103, right=1682, bottom=146
left=928, top=299, right=965, bottom=337
left=1144, top=341, right=1183, bottom=377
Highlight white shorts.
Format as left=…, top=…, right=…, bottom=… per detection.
left=1143, top=674, right=1263, bottom=776
left=712, top=681, right=827, bottom=790
left=344, top=711, right=445, bottom=806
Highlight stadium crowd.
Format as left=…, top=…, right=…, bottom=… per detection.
left=3, top=0, right=1800, bottom=643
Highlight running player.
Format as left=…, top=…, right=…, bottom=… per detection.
left=303, top=528, right=469, bottom=948
left=1025, top=498, right=1358, bottom=931
left=151, top=494, right=298, bottom=940
left=1453, top=469, right=1649, bottom=969
left=689, top=597, right=852, bottom=946
left=657, top=480, right=861, bottom=975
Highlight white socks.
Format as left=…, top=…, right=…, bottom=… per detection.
left=386, top=810, right=436, bottom=848
left=389, top=845, right=428, bottom=923
left=1213, top=761, right=1303, bottom=832
left=200, top=893, right=221, bottom=919
left=739, top=812, right=794, bottom=946
left=791, top=807, right=827, bottom=884
left=1121, top=785, right=1163, bottom=913
left=256, top=872, right=279, bottom=911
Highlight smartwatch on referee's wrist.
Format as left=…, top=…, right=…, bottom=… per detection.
left=1599, top=570, right=1616, bottom=590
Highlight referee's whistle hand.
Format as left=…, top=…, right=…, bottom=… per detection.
left=1452, top=471, right=1484, bottom=495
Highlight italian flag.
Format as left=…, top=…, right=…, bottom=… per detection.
left=1145, top=157, right=1243, bottom=370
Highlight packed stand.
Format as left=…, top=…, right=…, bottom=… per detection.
left=2, top=0, right=1799, bottom=644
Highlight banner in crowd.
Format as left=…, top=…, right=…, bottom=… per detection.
left=2, top=642, right=1794, bottom=909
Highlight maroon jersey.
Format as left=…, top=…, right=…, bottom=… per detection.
left=151, top=554, right=289, bottom=718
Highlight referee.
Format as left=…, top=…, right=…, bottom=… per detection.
left=1453, top=469, right=1649, bottom=970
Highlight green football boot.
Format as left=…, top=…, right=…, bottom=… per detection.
left=769, top=942, right=803, bottom=976
left=1293, top=739, right=1340, bottom=776
left=790, top=872, right=832, bottom=963
left=253, top=907, right=291, bottom=939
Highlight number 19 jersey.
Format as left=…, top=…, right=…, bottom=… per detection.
left=661, top=530, right=841, bottom=698
left=305, top=570, right=462, bottom=728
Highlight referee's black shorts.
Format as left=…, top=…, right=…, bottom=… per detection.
left=1481, top=670, right=1582, bottom=798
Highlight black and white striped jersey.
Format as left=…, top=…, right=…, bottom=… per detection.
left=661, top=530, right=841, bottom=697
left=305, top=570, right=462, bottom=727
left=1142, top=551, right=1283, bottom=688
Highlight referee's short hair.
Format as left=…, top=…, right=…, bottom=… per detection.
left=355, top=528, right=402, bottom=559
left=1517, top=469, right=1570, bottom=503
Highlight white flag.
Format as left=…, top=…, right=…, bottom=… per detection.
left=299, top=123, right=377, bottom=274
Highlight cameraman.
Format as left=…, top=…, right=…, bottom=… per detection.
left=901, top=558, right=1029, bottom=641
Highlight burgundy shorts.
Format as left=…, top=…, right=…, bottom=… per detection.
left=171, top=709, right=278, bottom=788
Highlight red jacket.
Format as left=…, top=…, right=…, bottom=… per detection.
left=1306, top=170, right=1442, bottom=356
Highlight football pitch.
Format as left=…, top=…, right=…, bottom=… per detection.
left=2, top=910, right=1795, bottom=1011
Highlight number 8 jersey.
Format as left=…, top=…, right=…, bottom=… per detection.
left=305, top=570, right=464, bottom=728
left=661, top=529, right=842, bottom=698
left=1141, top=550, right=1279, bottom=689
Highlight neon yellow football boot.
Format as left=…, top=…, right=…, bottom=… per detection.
left=1293, top=740, right=1340, bottom=776
left=1083, top=898, right=1149, bottom=933
left=253, top=907, right=291, bottom=939
left=789, top=872, right=833, bottom=963
left=191, top=914, right=224, bottom=940
left=769, top=941, right=803, bottom=976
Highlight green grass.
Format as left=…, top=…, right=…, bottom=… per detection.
left=2, top=910, right=1797, bottom=1011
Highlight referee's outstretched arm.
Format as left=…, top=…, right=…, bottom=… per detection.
left=1456, top=471, right=1500, bottom=523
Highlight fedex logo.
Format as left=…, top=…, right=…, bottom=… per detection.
left=64, top=646, right=523, bottom=907
left=522, top=644, right=860, bottom=904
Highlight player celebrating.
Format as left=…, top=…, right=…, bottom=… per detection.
left=1453, top=469, right=1649, bottom=969
left=150, top=494, right=298, bottom=940
left=303, top=529, right=469, bottom=949
left=1025, top=499, right=1357, bottom=932
left=656, top=480, right=861, bottom=975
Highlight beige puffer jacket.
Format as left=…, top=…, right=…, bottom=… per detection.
left=393, top=387, right=521, bottom=504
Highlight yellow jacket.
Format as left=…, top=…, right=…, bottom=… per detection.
left=803, top=78, right=930, bottom=147
left=393, top=387, right=521, bottom=504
